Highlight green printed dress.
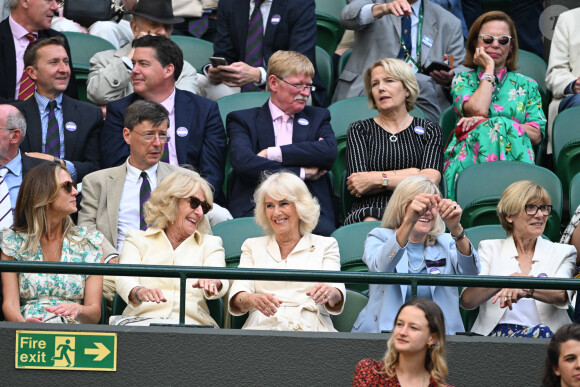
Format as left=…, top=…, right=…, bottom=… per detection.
left=443, top=67, right=546, bottom=199
left=0, top=227, right=102, bottom=323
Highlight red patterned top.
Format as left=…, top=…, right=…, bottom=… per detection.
left=352, top=359, right=453, bottom=387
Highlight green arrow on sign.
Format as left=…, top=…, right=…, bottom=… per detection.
left=84, top=342, right=110, bottom=361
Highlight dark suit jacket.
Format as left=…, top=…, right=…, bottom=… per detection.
left=0, top=17, right=78, bottom=102
left=100, top=89, right=227, bottom=202
left=227, top=103, right=337, bottom=236
left=215, top=0, right=328, bottom=107
left=15, top=94, right=103, bottom=182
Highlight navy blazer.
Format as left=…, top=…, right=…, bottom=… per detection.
left=214, top=0, right=328, bottom=107
left=227, top=102, right=337, bottom=236
left=0, top=17, right=78, bottom=102
left=15, top=94, right=102, bottom=182
left=100, top=89, right=227, bottom=202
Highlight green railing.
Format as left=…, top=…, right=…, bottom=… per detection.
left=1, top=260, right=579, bottom=325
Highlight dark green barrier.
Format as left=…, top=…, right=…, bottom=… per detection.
left=1, top=261, right=578, bottom=325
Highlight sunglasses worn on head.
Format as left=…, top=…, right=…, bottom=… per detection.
left=478, top=34, right=512, bottom=46
left=190, top=197, right=212, bottom=214
left=60, top=181, right=77, bottom=193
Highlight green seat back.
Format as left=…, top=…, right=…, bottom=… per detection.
left=552, top=106, right=580, bottom=195
left=455, top=161, right=562, bottom=241
left=111, top=293, right=225, bottom=328
left=315, top=46, right=334, bottom=99
left=315, top=0, right=346, bottom=21
left=331, top=290, right=368, bottom=332
left=62, top=31, right=116, bottom=72
left=316, top=18, right=344, bottom=56
left=218, top=92, right=270, bottom=127
left=569, top=173, right=580, bottom=218
left=438, top=105, right=457, bottom=149
left=516, top=49, right=548, bottom=113
left=464, top=225, right=508, bottom=250
left=340, top=170, right=354, bottom=221
left=211, top=217, right=264, bottom=267
left=170, top=35, right=213, bottom=74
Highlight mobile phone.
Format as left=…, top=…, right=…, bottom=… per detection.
left=210, top=56, right=228, bottom=67
left=423, top=61, right=452, bottom=76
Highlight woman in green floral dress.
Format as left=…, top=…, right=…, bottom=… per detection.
left=443, top=11, right=546, bottom=199
left=1, top=163, right=103, bottom=324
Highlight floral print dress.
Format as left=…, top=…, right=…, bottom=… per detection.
left=443, top=67, right=546, bottom=199
left=0, top=227, right=102, bottom=323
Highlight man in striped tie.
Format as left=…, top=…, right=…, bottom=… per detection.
left=13, top=37, right=102, bottom=183
left=197, top=0, right=328, bottom=107
left=0, top=0, right=78, bottom=102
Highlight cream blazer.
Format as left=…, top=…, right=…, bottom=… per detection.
left=228, top=233, right=346, bottom=332
left=469, top=236, right=576, bottom=335
left=116, top=227, right=229, bottom=327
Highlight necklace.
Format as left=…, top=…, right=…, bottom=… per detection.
left=378, top=114, right=410, bottom=142
left=408, top=244, right=426, bottom=271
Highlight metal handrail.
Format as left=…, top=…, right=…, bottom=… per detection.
left=2, top=260, right=578, bottom=325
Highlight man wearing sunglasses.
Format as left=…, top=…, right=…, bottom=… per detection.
left=333, top=0, right=467, bottom=122
left=228, top=50, right=337, bottom=236
left=79, top=100, right=228, bottom=303
left=0, top=0, right=77, bottom=102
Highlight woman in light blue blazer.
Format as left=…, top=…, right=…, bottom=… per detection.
left=352, top=176, right=480, bottom=334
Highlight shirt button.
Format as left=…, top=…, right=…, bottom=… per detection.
left=374, top=315, right=377, bottom=321
left=381, top=291, right=384, bottom=296
left=113, top=80, right=119, bottom=86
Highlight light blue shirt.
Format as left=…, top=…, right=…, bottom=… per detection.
left=34, top=92, right=77, bottom=181
left=3, top=150, right=23, bottom=211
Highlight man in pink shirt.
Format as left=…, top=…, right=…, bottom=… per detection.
left=0, top=0, right=77, bottom=102
left=228, top=50, right=337, bottom=236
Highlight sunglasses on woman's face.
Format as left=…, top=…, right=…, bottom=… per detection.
left=189, top=197, right=212, bottom=214
left=59, top=181, right=77, bottom=193
left=478, top=34, right=512, bottom=46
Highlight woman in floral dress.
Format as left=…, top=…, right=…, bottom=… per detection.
left=1, top=163, right=103, bottom=324
left=443, top=11, right=546, bottom=199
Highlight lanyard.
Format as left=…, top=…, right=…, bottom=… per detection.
left=399, top=1, right=424, bottom=69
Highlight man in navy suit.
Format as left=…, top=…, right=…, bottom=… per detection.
left=228, top=50, right=337, bottom=236
left=100, top=35, right=228, bottom=205
left=14, top=37, right=101, bottom=183
left=199, top=0, right=328, bottom=107
left=0, top=0, right=77, bottom=102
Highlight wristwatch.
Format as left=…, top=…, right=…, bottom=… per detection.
left=382, top=173, right=389, bottom=188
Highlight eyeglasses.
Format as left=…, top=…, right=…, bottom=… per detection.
left=189, top=197, right=212, bottom=214
left=0, top=128, right=16, bottom=131
left=276, top=76, right=316, bottom=92
left=59, top=181, right=77, bottom=193
left=478, top=34, right=512, bottom=46
left=524, top=204, right=552, bottom=216
left=131, top=130, right=171, bottom=143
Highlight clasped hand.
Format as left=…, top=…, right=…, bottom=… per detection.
left=491, top=273, right=533, bottom=310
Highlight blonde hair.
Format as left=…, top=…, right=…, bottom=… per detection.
left=363, top=58, right=419, bottom=111
left=381, top=298, right=448, bottom=386
left=13, top=163, right=81, bottom=256
left=144, top=169, right=213, bottom=234
left=381, top=176, right=444, bottom=246
left=497, top=180, right=551, bottom=236
left=266, top=50, right=315, bottom=92
left=254, top=172, right=320, bottom=235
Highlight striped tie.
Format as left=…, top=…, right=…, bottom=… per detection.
left=18, top=33, right=36, bottom=100
left=45, top=101, right=61, bottom=157
left=139, top=171, right=151, bottom=231
left=160, top=142, right=169, bottom=163
left=188, top=14, right=209, bottom=38
left=0, top=168, right=13, bottom=230
left=242, top=0, right=264, bottom=92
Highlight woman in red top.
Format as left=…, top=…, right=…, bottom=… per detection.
left=352, top=298, right=452, bottom=387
